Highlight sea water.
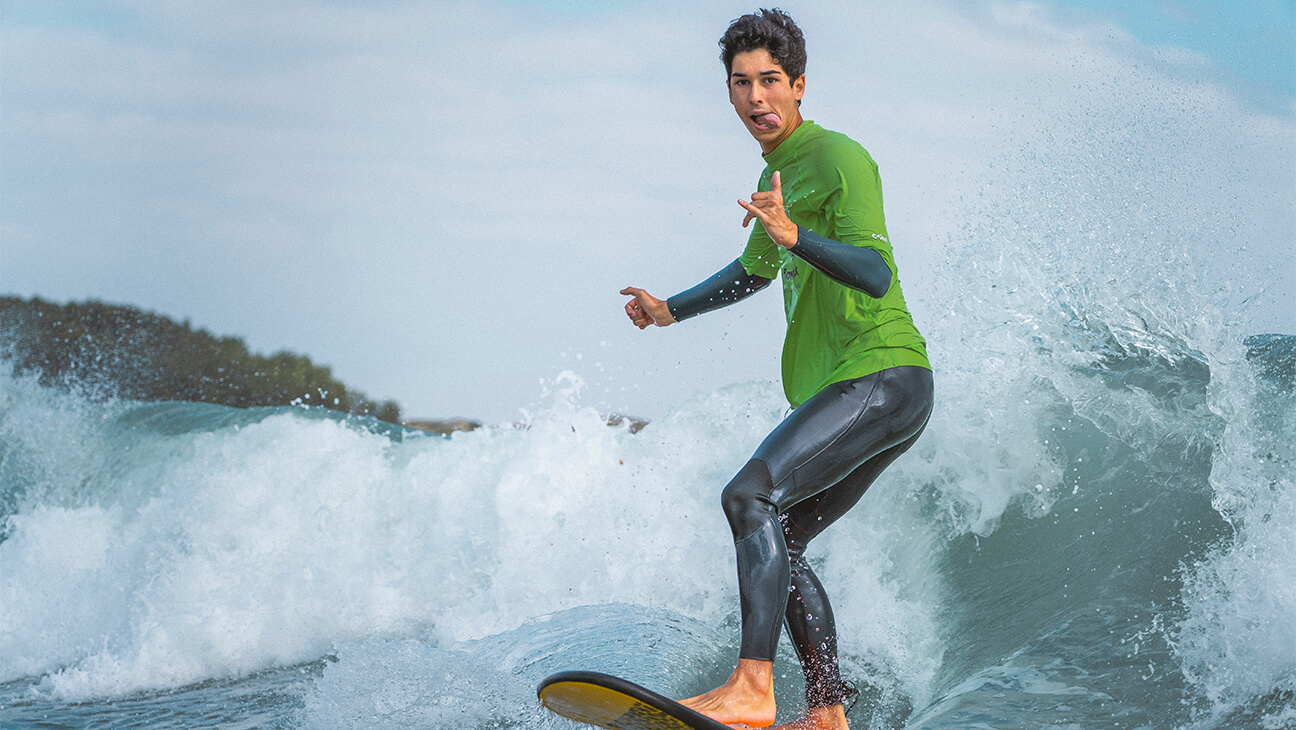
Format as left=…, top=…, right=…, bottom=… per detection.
left=1, top=286, right=1293, bottom=730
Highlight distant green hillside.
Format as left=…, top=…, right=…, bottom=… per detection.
left=0, top=296, right=401, bottom=423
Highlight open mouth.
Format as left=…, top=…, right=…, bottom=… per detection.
left=750, top=112, right=781, bottom=131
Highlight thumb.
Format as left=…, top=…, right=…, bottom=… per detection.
left=772, top=170, right=782, bottom=198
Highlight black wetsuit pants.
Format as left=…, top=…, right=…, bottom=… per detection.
left=720, top=365, right=933, bottom=708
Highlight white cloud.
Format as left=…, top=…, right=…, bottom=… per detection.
left=1, top=0, right=1291, bottom=421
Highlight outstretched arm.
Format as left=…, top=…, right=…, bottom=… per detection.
left=666, top=259, right=772, bottom=323
left=739, top=171, right=892, bottom=298
left=621, top=260, right=772, bottom=330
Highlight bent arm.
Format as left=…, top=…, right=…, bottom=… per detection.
left=666, top=258, right=773, bottom=323
left=788, top=225, right=891, bottom=299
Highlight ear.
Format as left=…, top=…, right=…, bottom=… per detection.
left=792, top=74, right=806, bottom=102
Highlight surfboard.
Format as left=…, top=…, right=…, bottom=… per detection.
left=537, top=670, right=734, bottom=730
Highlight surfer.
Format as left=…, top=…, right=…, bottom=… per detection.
left=620, top=9, right=933, bottom=729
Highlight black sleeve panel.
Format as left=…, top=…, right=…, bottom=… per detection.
left=788, top=226, right=892, bottom=299
left=666, top=258, right=773, bottom=322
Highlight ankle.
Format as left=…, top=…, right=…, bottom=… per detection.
left=804, top=704, right=848, bottom=729
left=731, top=658, right=775, bottom=694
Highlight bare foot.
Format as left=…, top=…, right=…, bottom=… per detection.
left=678, top=658, right=777, bottom=727
left=763, top=705, right=849, bottom=729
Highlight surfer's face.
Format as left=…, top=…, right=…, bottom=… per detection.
left=728, top=48, right=805, bottom=154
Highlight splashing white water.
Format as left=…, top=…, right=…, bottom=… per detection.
left=0, top=370, right=961, bottom=705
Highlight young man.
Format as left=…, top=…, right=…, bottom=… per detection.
left=620, top=9, right=933, bottom=730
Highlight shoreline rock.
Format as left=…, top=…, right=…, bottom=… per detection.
left=402, top=413, right=649, bottom=435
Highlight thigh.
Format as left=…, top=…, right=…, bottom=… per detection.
left=755, top=366, right=932, bottom=512
left=782, top=421, right=927, bottom=553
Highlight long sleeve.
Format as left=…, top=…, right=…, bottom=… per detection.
left=787, top=226, right=891, bottom=299
left=666, top=258, right=773, bottom=322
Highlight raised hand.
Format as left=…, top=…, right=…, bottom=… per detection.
left=620, top=287, right=676, bottom=329
left=738, top=170, right=798, bottom=249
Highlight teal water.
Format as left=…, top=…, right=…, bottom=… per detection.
left=1, top=316, right=1292, bottom=727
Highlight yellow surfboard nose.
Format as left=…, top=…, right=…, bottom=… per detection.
left=537, top=671, right=729, bottom=730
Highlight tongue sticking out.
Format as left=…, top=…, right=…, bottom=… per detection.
left=752, top=112, right=782, bottom=130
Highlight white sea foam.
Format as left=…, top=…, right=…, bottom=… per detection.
left=1, top=285, right=1290, bottom=726
left=1173, top=343, right=1296, bottom=727
left=0, top=370, right=967, bottom=706
left=1176, top=479, right=1296, bottom=725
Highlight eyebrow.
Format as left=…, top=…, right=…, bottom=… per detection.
left=730, top=69, right=785, bottom=80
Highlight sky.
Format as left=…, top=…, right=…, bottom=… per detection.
left=2, top=0, right=1294, bottom=423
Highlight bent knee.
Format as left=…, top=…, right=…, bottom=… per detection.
left=721, top=459, right=778, bottom=540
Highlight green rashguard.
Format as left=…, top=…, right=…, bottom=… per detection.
left=738, top=120, right=930, bottom=408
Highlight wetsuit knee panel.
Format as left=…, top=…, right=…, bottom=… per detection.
left=720, top=459, right=778, bottom=541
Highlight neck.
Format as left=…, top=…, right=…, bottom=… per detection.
left=760, top=112, right=804, bottom=155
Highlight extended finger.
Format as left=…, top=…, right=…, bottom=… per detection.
left=738, top=199, right=763, bottom=227
left=742, top=196, right=778, bottom=217
left=772, top=170, right=782, bottom=198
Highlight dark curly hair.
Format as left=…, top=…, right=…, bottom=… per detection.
left=718, top=8, right=806, bottom=81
